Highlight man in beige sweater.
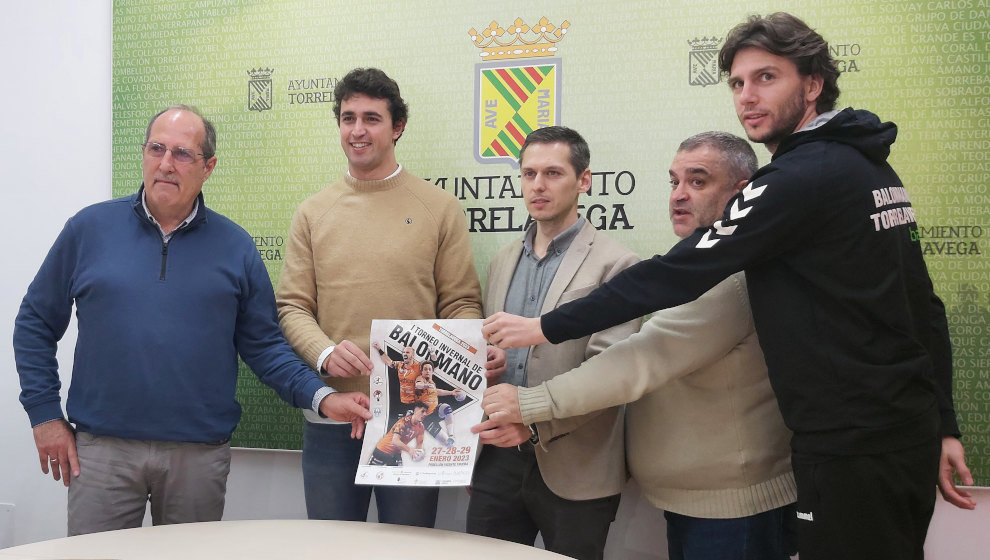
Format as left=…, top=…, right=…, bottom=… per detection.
left=476, top=131, right=798, bottom=559
left=276, top=67, right=491, bottom=527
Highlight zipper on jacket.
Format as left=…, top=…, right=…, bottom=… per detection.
left=160, top=240, right=169, bottom=280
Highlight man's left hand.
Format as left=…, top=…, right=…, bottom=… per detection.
left=319, top=392, right=373, bottom=439
left=471, top=419, right=530, bottom=447
left=485, top=346, right=506, bottom=384
left=481, top=383, right=523, bottom=424
left=938, top=436, right=976, bottom=510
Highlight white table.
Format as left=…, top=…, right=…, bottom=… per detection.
left=1, top=519, right=572, bottom=559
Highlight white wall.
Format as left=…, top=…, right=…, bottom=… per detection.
left=1, top=0, right=112, bottom=547
left=0, top=2, right=984, bottom=557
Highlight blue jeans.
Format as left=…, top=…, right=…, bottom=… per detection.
left=301, top=422, right=438, bottom=526
left=664, top=504, right=797, bottom=560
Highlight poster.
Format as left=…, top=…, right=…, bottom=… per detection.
left=356, top=319, right=487, bottom=487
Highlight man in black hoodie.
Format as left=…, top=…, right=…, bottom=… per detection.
left=482, top=12, right=974, bottom=560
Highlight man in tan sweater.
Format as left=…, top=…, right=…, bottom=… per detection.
left=476, top=132, right=798, bottom=559
left=276, top=67, right=490, bottom=527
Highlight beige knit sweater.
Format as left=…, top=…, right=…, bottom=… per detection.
left=276, top=169, right=482, bottom=398
left=518, top=273, right=796, bottom=518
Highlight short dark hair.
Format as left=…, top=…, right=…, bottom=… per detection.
left=678, top=131, right=758, bottom=183
left=145, top=104, right=217, bottom=161
left=718, top=12, right=840, bottom=113
left=518, top=126, right=591, bottom=175
left=333, top=68, right=409, bottom=141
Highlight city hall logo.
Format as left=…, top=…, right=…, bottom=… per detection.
left=688, top=37, right=722, bottom=87
left=468, top=17, right=568, bottom=167
left=247, top=68, right=274, bottom=111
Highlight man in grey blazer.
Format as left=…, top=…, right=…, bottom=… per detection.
left=465, top=126, right=640, bottom=560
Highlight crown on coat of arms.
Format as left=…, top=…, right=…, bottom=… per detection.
left=468, top=17, right=570, bottom=61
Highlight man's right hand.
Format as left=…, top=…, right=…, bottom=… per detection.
left=322, top=340, right=374, bottom=377
left=481, top=383, right=524, bottom=424
left=482, top=312, right=547, bottom=349
left=33, top=419, right=79, bottom=486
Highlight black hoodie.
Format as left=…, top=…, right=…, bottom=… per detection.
left=542, top=108, right=958, bottom=455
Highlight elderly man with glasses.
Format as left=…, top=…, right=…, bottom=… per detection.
left=13, top=104, right=371, bottom=536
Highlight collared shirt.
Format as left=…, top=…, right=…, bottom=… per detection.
left=141, top=190, right=198, bottom=243
left=502, top=217, right=585, bottom=387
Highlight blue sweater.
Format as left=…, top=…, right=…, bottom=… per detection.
left=14, top=189, right=326, bottom=443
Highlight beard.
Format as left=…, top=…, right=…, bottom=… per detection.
left=744, top=91, right=808, bottom=150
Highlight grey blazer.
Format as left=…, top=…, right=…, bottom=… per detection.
left=484, top=219, right=641, bottom=500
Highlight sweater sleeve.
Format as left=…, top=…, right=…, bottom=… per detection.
left=542, top=168, right=815, bottom=344
left=13, top=219, right=78, bottom=426
left=237, top=245, right=325, bottom=410
left=537, top=250, right=643, bottom=438
left=276, top=206, right=335, bottom=370
left=522, top=274, right=755, bottom=430
left=433, top=196, right=483, bottom=320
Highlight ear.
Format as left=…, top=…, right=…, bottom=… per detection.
left=392, top=119, right=407, bottom=143
left=577, top=168, right=592, bottom=194
left=202, top=156, right=218, bottom=180
left=805, top=74, right=825, bottom=104
left=731, top=177, right=748, bottom=195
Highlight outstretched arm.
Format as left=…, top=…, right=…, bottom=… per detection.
left=480, top=275, right=756, bottom=431
left=372, top=342, right=396, bottom=368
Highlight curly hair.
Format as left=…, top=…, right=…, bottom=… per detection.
left=333, top=68, right=409, bottom=141
left=718, top=12, right=840, bottom=113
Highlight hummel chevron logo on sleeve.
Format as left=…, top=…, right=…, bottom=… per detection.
left=741, top=181, right=766, bottom=200
left=695, top=181, right=768, bottom=249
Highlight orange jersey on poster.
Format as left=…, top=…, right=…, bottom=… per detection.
left=415, top=376, right=439, bottom=414
left=375, top=416, right=425, bottom=455
left=396, top=362, right=422, bottom=404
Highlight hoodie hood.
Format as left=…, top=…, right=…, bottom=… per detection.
left=773, top=108, right=897, bottom=165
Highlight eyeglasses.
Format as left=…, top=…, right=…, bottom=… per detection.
left=142, top=142, right=205, bottom=164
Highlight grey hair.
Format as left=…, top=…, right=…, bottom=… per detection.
left=678, top=131, right=758, bottom=182
left=144, top=104, right=217, bottom=161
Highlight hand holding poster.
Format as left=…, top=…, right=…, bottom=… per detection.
left=356, top=319, right=487, bottom=487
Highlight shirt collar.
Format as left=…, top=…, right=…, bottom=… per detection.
left=346, top=163, right=403, bottom=180
left=522, top=217, right=585, bottom=259
left=141, top=190, right=199, bottom=238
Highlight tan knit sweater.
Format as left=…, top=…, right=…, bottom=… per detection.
left=276, top=168, right=482, bottom=398
left=518, top=273, right=796, bottom=518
